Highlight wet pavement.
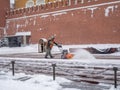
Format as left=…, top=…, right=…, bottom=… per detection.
left=60, top=81, right=110, bottom=90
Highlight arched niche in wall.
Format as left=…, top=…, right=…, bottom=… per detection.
left=26, top=0, right=34, bottom=8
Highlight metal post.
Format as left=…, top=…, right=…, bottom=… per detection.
left=52, top=63, right=56, bottom=80
left=113, top=67, right=118, bottom=88
left=11, top=61, right=15, bottom=76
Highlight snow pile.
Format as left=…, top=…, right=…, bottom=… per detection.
left=72, top=49, right=96, bottom=59
left=0, top=71, right=119, bottom=90
left=0, top=71, right=80, bottom=90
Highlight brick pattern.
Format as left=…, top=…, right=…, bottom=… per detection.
left=5, top=0, right=120, bottom=44
left=0, top=1, right=10, bottom=27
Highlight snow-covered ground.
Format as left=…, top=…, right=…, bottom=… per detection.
left=0, top=70, right=120, bottom=90
left=0, top=71, right=76, bottom=90
left=0, top=44, right=120, bottom=90
left=0, top=44, right=120, bottom=54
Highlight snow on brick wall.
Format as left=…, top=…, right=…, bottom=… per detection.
left=105, top=6, right=114, bottom=17
left=5, top=0, right=120, bottom=44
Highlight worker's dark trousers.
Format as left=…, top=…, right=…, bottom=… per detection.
left=45, top=48, right=53, bottom=58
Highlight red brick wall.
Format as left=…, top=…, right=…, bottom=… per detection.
left=0, top=0, right=10, bottom=39
left=0, top=0, right=10, bottom=27
left=0, top=29, right=3, bottom=38
left=5, top=0, right=120, bottom=44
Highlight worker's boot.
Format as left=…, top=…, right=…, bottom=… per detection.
left=51, top=56, right=54, bottom=58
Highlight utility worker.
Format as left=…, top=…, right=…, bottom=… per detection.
left=45, top=35, right=59, bottom=58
